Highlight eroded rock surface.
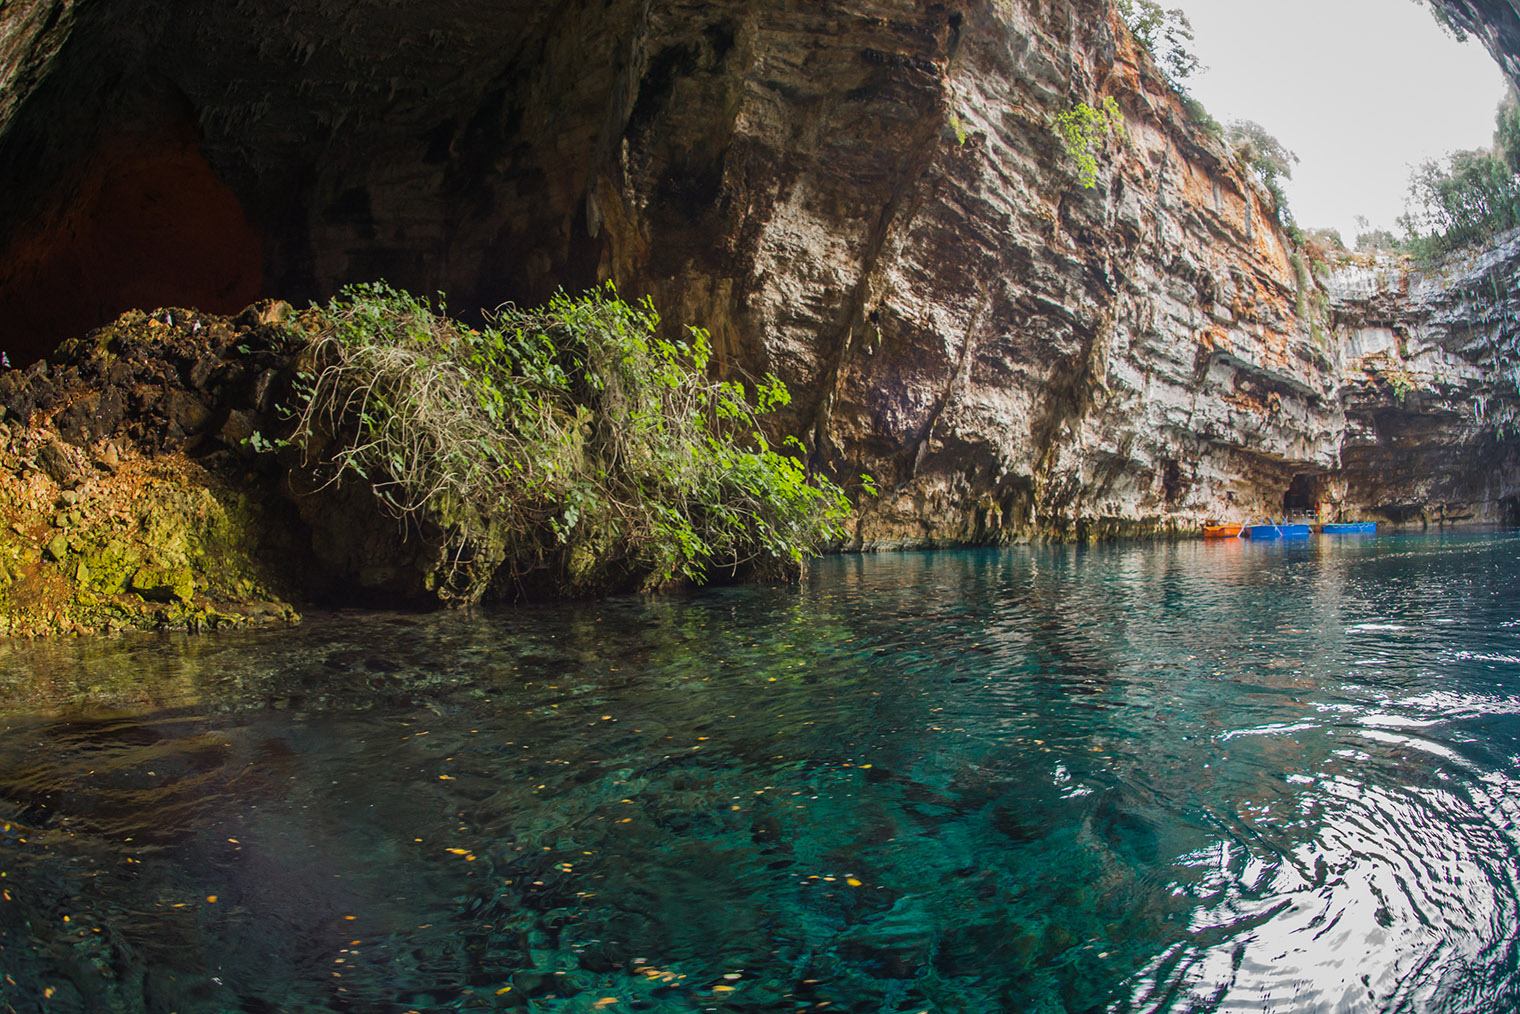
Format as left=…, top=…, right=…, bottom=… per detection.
left=1327, top=238, right=1520, bottom=526
left=0, top=306, right=306, bottom=636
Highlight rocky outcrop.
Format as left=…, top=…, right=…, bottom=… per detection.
left=0, top=0, right=1516, bottom=597
left=0, top=306, right=305, bottom=636
left=1431, top=1, right=1520, bottom=88
left=1325, top=238, right=1520, bottom=526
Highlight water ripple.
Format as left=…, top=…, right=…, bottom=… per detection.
left=1, top=534, right=1519, bottom=1012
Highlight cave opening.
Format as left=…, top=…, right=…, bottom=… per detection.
left=0, top=124, right=264, bottom=368
left=1283, top=473, right=1323, bottom=517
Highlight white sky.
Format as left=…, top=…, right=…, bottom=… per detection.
left=1168, top=0, right=1510, bottom=240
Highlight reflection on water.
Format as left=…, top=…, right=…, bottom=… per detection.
left=2, top=533, right=1520, bottom=1011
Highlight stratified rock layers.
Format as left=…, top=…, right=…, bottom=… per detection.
left=0, top=0, right=1517, bottom=562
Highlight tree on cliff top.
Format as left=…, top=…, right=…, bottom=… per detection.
left=1227, top=120, right=1299, bottom=226
left=1399, top=93, right=1520, bottom=256
left=1116, top=0, right=1201, bottom=89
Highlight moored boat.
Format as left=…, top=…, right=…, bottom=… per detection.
left=1245, top=523, right=1312, bottom=539
left=1322, top=522, right=1377, bottom=534
left=1203, top=524, right=1243, bottom=538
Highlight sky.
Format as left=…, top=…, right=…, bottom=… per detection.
left=1166, top=0, right=1510, bottom=240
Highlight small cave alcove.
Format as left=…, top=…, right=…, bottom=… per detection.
left=0, top=122, right=263, bottom=368
left=1504, top=495, right=1520, bottom=527
left=1283, top=472, right=1325, bottom=516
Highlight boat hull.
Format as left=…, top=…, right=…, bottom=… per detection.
left=1203, top=525, right=1242, bottom=538
left=1245, top=524, right=1312, bottom=539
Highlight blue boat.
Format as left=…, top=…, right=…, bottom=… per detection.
left=1245, top=523, right=1312, bottom=539
left=1322, top=522, right=1376, bottom=534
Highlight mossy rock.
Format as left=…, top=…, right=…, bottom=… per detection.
left=128, top=565, right=196, bottom=604
left=79, top=539, right=141, bottom=595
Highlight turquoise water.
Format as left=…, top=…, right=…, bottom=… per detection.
left=2, top=532, right=1520, bottom=1012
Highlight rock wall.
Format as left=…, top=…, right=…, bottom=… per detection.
left=0, top=0, right=1516, bottom=577
left=1327, top=238, right=1520, bottom=526
left=0, top=306, right=305, bottom=636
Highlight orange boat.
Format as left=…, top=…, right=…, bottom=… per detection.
left=1203, top=524, right=1243, bottom=538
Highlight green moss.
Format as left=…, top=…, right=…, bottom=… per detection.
left=128, top=565, right=196, bottom=604
left=0, top=451, right=298, bottom=638
left=80, top=539, right=141, bottom=595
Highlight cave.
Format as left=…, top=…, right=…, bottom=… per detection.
left=1282, top=472, right=1325, bottom=517
left=0, top=0, right=633, bottom=366
left=0, top=124, right=263, bottom=367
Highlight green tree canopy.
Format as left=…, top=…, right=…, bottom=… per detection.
left=1116, top=0, right=1201, bottom=88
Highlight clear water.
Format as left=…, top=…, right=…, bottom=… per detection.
left=3, top=533, right=1520, bottom=1013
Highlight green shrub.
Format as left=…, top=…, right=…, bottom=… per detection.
left=1055, top=97, right=1126, bottom=188
left=287, top=283, right=858, bottom=601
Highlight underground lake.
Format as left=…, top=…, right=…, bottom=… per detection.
left=2, top=531, right=1520, bottom=1012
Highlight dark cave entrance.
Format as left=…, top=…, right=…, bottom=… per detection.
left=0, top=126, right=263, bottom=368
left=1283, top=473, right=1323, bottom=517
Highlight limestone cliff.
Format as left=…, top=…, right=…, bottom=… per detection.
left=1327, top=238, right=1520, bottom=526
left=0, top=0, right=1515, bottom=622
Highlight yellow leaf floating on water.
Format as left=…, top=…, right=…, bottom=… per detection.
left=593, top=999, right=618, bottom=1009
left=43, top=987, right=55, bottom=999
left=438, top=775, right=455, bottom=781
left=206, top=895, right=218, bottom=904
left=445, top=848, right=470, bottom=855
left=713, top=984, right=735, bottom=992
left=847, top=878, right=863, bottom=887
left=496, top=986, right=513, bottom=995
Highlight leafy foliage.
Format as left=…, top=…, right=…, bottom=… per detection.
left=1398, top=96, right=1520, bottom=258
left=287, top=283, right=858, bottom=600
left=1055, top=97, right=1126, bottom=189
left=1496, top=94, right=1520, bottom=172
left=1352, top=215, right=1401, bottom=252
left=1180, top=94, right=1223, bottom=139
left=1401, top=150, right=1520, bottom=255
left=1116, top=0, right=1201, bottom=88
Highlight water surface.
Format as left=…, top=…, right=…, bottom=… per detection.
left=2, top=532, right=1520, bottom=1012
